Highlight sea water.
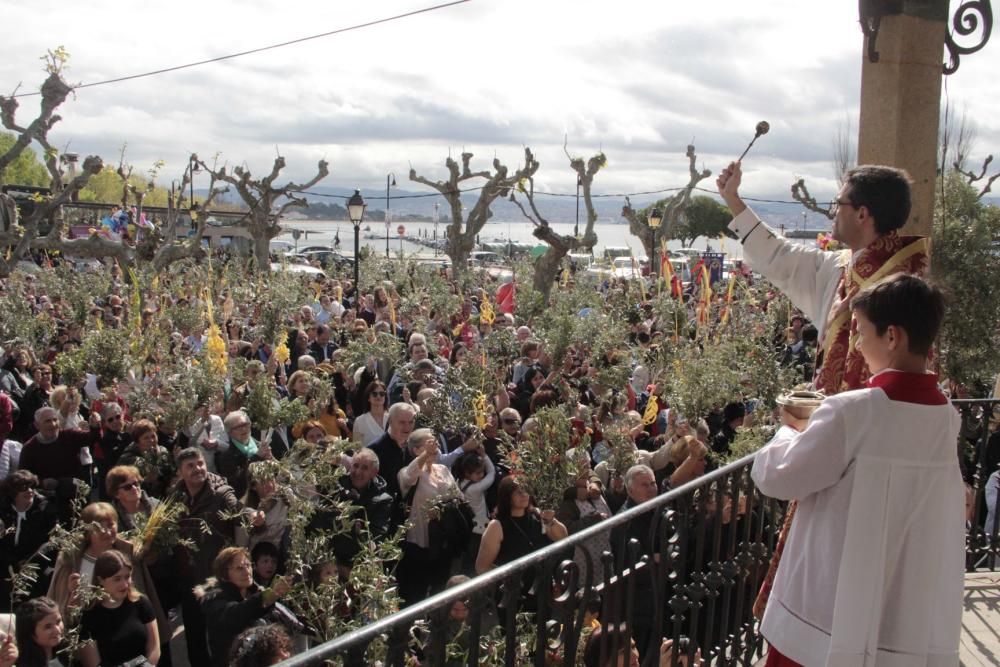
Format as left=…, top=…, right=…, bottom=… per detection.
left=276, top=220, right=750, bottom=259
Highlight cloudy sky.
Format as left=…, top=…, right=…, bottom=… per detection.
left=2, top=0, right=997, bottom=208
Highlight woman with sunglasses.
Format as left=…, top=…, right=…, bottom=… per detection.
left=117, top=420, right=173, bottom=500
left=106, top=465, right=159, bottom=532
left=106, top=467, right=177, bottom=666
left=351, top=382, right=388, bottom=447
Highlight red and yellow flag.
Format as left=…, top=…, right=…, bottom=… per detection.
left=719, top=273, right=737, bottom=327
left=696, top=265, right=712, bottom=327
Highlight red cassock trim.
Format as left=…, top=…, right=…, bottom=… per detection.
left=866, top=370, right=948, bottom=406
left=765, top=647, right=804, bottom=667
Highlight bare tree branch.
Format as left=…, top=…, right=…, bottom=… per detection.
left=791, top=178, right=834, bottom=219
left=508, top=144, right=606, bottom=302
left=409, top=149, right=538, bottom=279
left=954, top=154, right=999, bottom=199
left=0, top=155, right=104, bottom=276
left=625, top=145, right=711, bottom=260
left=0, top=71, right=73, bottom=177
left=149, top=164, right=229, bottom=270
left=198, top=157, right=329, bottom=269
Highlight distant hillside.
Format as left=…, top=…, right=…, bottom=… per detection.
left=275, top=184, right=834, bottom=230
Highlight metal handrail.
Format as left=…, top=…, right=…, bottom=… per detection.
left=280, top=452, right=759, bottom=666
left=280, top=396, right=1000, bottom=666
left=957, top=397, right=1000, bottom=571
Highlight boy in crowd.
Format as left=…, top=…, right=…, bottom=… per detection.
left=752, top=274, right=964, bottom=665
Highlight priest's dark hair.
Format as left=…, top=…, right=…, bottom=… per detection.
left=843, top=165, right=912, bottom=235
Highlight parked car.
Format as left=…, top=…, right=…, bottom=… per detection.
left=270, top=261, right=325, bottom=276
left=469, top=250, right=503, bottom=267
left=292, top=249, right=351, bottom=271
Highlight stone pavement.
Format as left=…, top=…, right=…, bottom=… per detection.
left=961, top=571, right=1000, bottom=666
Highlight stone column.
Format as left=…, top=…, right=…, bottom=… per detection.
left=857, top=1, right=948, bottom=237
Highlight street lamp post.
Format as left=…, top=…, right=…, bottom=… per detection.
left=347, top=189, right=367, bottom=297
left=189, top=155, right=201, bottom=229
left=574, top=175, right=581, bottom=238
left=433, top=203, right=439, bottom=257
left=385, top=173, right=396, bottom=258
left=648, top=208, right=663, bottom=280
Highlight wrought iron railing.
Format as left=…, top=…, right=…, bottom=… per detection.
left=957, top=398, right=1000, bottom=571
left=280, top=397, right=999, bottom=667
left=282, top=452, right=785, bottom=667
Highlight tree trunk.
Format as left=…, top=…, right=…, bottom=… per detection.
left=532, top=246, right=564, bottom=303
left=253, top=234, right=270, bottom=271
left=622, top=145, right=711, bottom=260
left=411, top=150, right=540, bottom=283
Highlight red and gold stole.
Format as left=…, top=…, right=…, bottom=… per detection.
left=814, top=232, right=930, bottom=395
left=752, top=231, right=930, bottom=621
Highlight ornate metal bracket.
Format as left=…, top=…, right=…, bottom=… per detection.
left=944, top=0, right=994, bottom=74
left=859, top=0, right=890, bottom=64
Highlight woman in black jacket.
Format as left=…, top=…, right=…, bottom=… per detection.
left=197, top=547, right=290, bottom=664
left=511, top=365, right=545, bottom=419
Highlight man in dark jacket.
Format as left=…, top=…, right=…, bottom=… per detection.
left=170, top=448, right=263, bottom=667
left=610, top=463, right=664, bottom=663
left=19, top=407, right=94, bottom=521
left=368, top=402, right=417, bottom=508
left=331, top=448, right=394, bottom=567
left=308, top=324, right=338, bottom=363
left=13, top=364, right=53, bottom=441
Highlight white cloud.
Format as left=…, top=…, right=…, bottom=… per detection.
left=1, top=0, right=997, bottom=207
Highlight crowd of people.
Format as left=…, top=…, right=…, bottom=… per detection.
left=0, top=162, right=995, bottom=667
left=0, top=240, right=810, bottom=667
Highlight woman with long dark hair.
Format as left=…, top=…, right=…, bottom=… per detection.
left=284, top=329, right=310, bottom=375
left=511, top=365, right=545, bottom=419
left=14, top=597, right=65, bottom=667
left=78, top=551, right=160, bottom=667
left=351, top=381, right=388, bottom=447
left=475, top=476, right=568, bottom=575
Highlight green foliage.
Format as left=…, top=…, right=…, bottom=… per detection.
left=0, top=279, right=57, bottom=352
left=652, top=285, right=799, bottom=420
left=270, top=439, right=405, bottom=649
left=675, top=195, right=735, bottom=247
left=0, top=132, right=50, bottom=187
left=932, top=173, right=1000, bottom=391
left=126, top=359, right=218, bottom=430
left=501, top=405, right=587, bottom=511
left=601, top=419, right=640, bottom=479
left=76, top=164, right=173, bottom=208
left=78, top=326, right=134, bottom=388
left=242, top=374, right=312, bottom=432
left=720, top=424, right=776, bottom=464
left=529, top=276, right=607, bottom=370
left=227, top=265, right=313, bottom=347
left=337, top=332, right=405, bottom=376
